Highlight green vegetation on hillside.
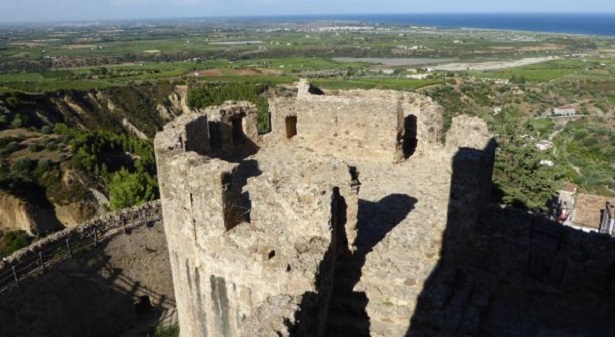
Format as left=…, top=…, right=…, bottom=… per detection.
left=553, top=118, right=615, bottom=195
left=53, top=124, right=158, bottom=209
left=187, top=82, right=272, bottom=133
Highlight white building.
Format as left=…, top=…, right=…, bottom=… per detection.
left=553, top=105, right=577, bottom=116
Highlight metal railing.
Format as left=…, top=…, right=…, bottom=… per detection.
left=0, top=201, right=162, bottom=294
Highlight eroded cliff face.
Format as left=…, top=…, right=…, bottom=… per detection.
left=0, top=191, right=61, bottom=235
left=0, top=84, right=190, bottom=234
left=1, top=84, right=189, bottom=139
left=0, top=192, right=35, bottom=234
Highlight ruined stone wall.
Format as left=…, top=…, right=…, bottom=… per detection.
left=0, top=201, right=175, bottom=337
left=268, top=80, right=443, bottom=162
left=157, top=101, right=259, bottom=160
left=155, top=83, right=509, bottom=337
left=155, top=103, right=359, bottom=337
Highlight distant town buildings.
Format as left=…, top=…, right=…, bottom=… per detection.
left=553, top=104, right=577, bottom=116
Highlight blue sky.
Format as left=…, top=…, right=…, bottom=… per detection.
left=0, top=0, right=614, bottom=23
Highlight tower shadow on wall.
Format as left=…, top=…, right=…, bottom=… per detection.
left=327, top=194, right=417, bottom=336
left=406, top=139, right=615, bottom=336
left=405, top=141, right=496, bottom=337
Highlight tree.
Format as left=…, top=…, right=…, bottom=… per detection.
left=107, top=168, right=158, bottom=210
left=491, top=109, right=563, bottom=211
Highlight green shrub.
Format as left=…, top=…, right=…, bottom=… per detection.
left=13, top=157, right=34, bottom=172
left=0, top=141, right=20, bottom=155
left=41, top=125, right=52, bottom=134
left=45, top=142, right=58, bottom=151
left=10, top=114, right=26, bottom=128
left=0, top=231, right=33, bottom=257
left=153, top=325, right=179, bottom=337
left=574, top=129, right=589, bottom=140
left=36, top=158, right=51, bottom=172
left=107, top=168, right=158, bottom=210
left=27, top=143, right=42, bottom=152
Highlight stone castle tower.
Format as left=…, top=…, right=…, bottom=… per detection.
left=154, top=80, right=495, bottom=336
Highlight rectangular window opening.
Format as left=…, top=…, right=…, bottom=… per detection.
left=285, top=116, right=297, bottom=139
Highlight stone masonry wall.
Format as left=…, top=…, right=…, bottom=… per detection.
left=268, top=79, right=443, bottom=163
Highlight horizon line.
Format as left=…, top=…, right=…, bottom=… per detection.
left=2, top=11, right=615, bottom=25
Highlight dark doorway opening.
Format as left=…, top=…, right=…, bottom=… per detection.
left=286, top=116, right=297, bottom=139
left=209, top=121, right=222, bottom=151
left=232, top=118, right=245, bottom=145
left=402, top=115, right=418, bottom=159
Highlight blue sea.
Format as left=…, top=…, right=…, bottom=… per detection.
left=244, top=13, right=615, bottom=37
